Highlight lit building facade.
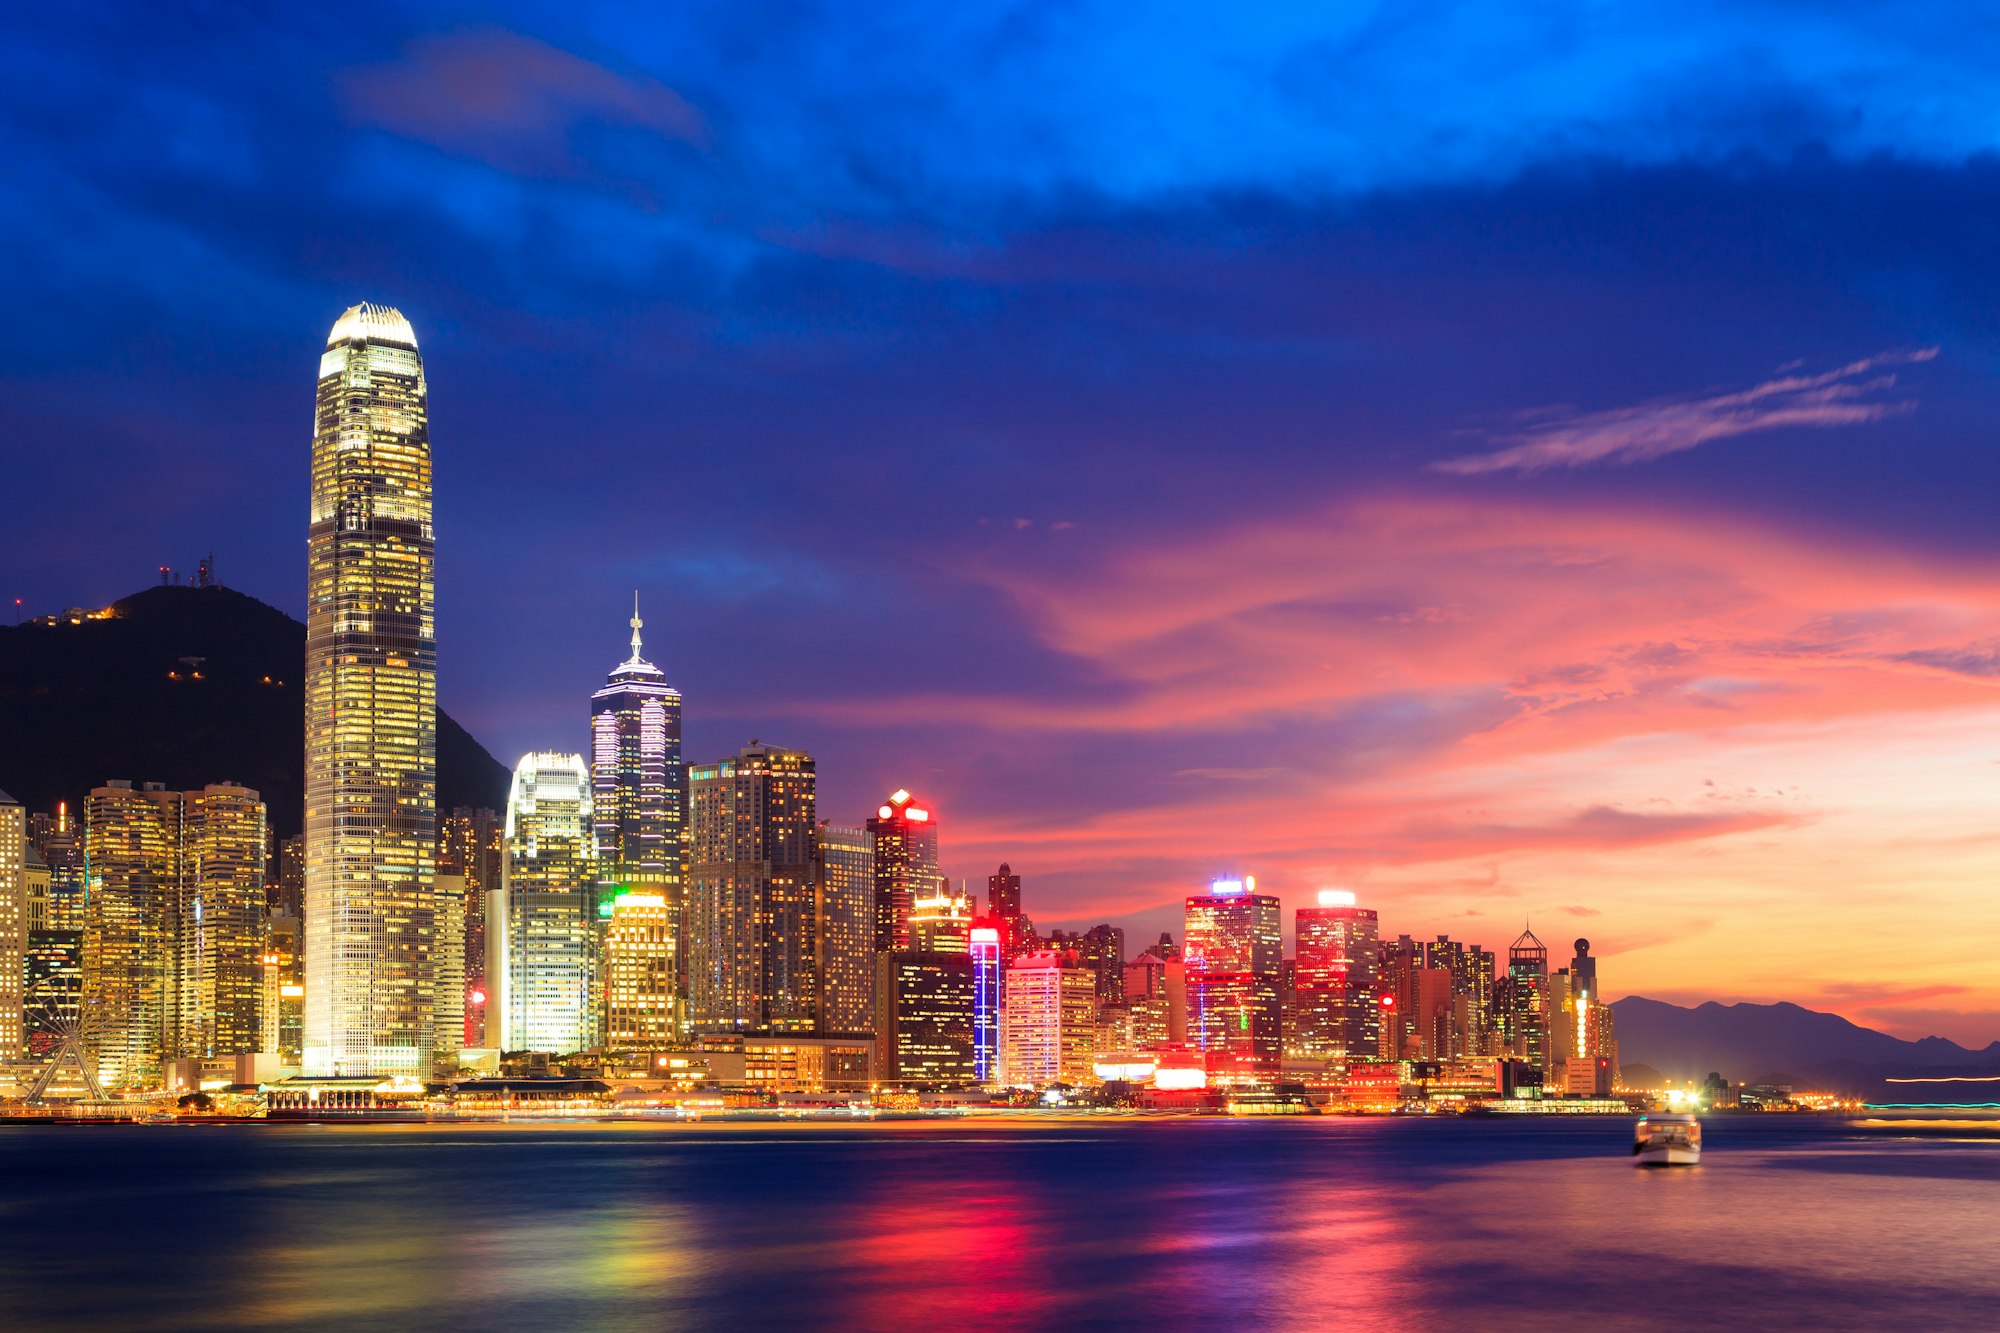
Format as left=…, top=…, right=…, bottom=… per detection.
left=1043, top=923, right=1125, bottom=1007
left=868, top=789, right=939, bottom=952
left=605, top=890, right=677, bottom=1051
left=492, top=752, right=597, bottom=1054
left=440, top=806, right=502, bottom=1047
left=83, top=781, right=180, bottom=1090
left=0, top=791, right=23, bottom=1065
left=687, top=744, right=818, bottom=1034
left=1000, top=950, right=1097, bottom=1088
left=305, top=302, right=437, bottom=1078
left=814, top=823, right=875, bottom=1035
left=1292, top=890, right=1380, bottom=1062
left=260, top=913, right=303, bottom=1064
left=176, top=784, right=268, bottom=1059
left=433, top=872, right=466, bottom=1072
left=1184, top=877, right=1283, bottom=1080
left=590, top=598, right=683, bottom=939
left=1499, top=927, right=1550, bottom=1075
left=971, top=926, right=1001, bottom=1083
left=874, top=949, right=975, bottom=1088
left=986, top=863, right=1034, bottom=962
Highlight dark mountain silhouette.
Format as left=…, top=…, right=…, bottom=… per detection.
left=0, top=584, right=509, bottom=839
left=1612, top=995, right=2000, bottom=1096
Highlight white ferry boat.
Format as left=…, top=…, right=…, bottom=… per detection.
left=1633, top=1113, right=1701, bottom=1166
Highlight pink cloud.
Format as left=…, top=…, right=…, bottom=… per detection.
left=1433, top=348, right=1938, bottom=474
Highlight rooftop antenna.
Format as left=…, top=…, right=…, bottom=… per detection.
left=627, top=590, right=644, bottom=663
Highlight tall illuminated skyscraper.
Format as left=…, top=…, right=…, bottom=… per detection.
left=590, top=598, right=683, bottom=897
left=687, top=743, right=818, bottom=1034
left=970, top=925, right=1001, bottom=1083
left=177, top=784, right=268, bottom=1059
left=605, top=890, right=676, bottom=1052
left=1292, top=890, right=1380, bottom=1062
left=0, top=791, right=24, bottom=1066
left=492, top=753, right=596, bottom=1054
left=83, top=781, right=180, bottom=1090
left=1184, top=876, right=1283, bottom=1081
left=868, top=789, right=939, bottom=951
left=999, top=950, right=1097, bottom=1089
left=1500, top=927, right=1550, bottom=1075
left=814, top=823, right=875, bottom=1035
left=305, top=302, right=437, bottom=1078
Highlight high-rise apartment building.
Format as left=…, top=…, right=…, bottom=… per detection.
left=305, top=302, right=437, bottom=1078
left=492, top=753, right=596, bottom=1054
left=687, top=744, right=818, bottom=1034
left=1000, top=949, right=1097, bottom=1089
left=868, top=789, right=938, bottom=951
left=1184, top=877, right=1283, bottom=1081
left=1291, top=890, right=1380, bottom=1063
left=432, top=872, right=466, bottom=1073
left=590, top=599, right=683, bottom=897
left=176, top=784, right=267, bottom=1059
left=814, top=823, right=875, bottom=1035
left=1123, top=951, right=1186, bottom=1049
left=83, top=782, right=180, bottom=1090
left=261, top=914, right=304, bottom=1064
left=605, top=890, right=676, bottom=1052
left=0, top=791, right=25, bottom=1066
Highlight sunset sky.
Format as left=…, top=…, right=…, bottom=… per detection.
left=5, top=4, right=2000, bottom=1042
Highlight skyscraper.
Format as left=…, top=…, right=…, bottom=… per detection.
left=1501, top=927, right=1550, bottom=1076
left=986, top=863, right=1034, bottom=962
left=814, top=823, right=875, bottom=1035
left=868, top=789, right=939, bottom=952
left=82, top=781, right=180, bottom=1090
left=687, top=743, right=818, bottom=1034
left=999, top=950, right=1098, bottom=1089
left=492, top=753, right=596, bottom=1054
left=176, top=784, right=268, bottom=1059
left=605, top=890, right=676, bottom=1053
left=1184, top=876, right=1283, bottom=1081
left=970, top=925, right=1001, bottom=1083
left=0, top=790, right=24, bottom=1066
left=590, top=597, right=683, bottom=900
left=1291, top=889, right=1380, bottom=1063
left=305, top=302, right=437, bottom=1079
left=440, top=806, right=502, bottom=1047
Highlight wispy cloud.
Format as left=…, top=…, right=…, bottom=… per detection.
left=1434, top=348, right=1938, bottom=475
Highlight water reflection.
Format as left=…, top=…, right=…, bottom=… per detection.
left=0, top=1119, right=1993, bottom=1330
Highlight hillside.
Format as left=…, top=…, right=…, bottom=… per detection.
left=1612, top=995, right=2000, bottom=1094
left=0, top=584, right=509, bottom=838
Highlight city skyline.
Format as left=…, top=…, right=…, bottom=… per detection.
left=7, top=9, right=2000, bottom=1048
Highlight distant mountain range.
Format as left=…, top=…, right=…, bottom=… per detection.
left=1612, top=996, right=2000, bottom=1096
left=0, top=584, right=509, bottom=839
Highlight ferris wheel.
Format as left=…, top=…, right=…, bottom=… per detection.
left=22, top=965, right=104, bottom=1104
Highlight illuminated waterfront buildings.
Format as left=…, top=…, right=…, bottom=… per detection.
left=1044, top=923, right=1125, bottom=1007
left=260, top=913, right=303, bottom=1064
left=589, top=598, right=683, bottom=951
left=0, top=790, right=24, bottom=1065
left=687, top=743, right=818, bottom=1034
left=868, top=789, right=939, bottom=951
left=605, top=890, right=676, bottom=1051
left=493, top=752, right=596, bottom=1054
left=305, top=302, right=437, bottom=1079
left=814, top=822, right=875, bottom=1035
left=1292, top=890, right=1380, bottom=1062
left=1000, top=949, right=1097, bottom=1088
left=1184, top=877, right=1283, bottom=1080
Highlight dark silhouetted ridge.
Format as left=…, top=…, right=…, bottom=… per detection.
left=0, top=584, right=509, bottom=839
